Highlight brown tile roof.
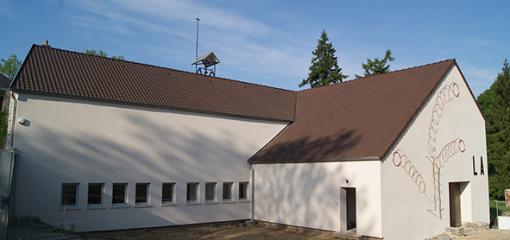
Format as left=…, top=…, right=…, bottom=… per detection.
left=13, top=45, right=471, bottom=164
left=12, top=45, right=296, bottom=121
left=249, top=59, right=458, bottom=164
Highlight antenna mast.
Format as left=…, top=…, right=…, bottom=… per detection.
left=192, top=17, right=220, bottom=76
left=195, top=17, right=200, bottom=72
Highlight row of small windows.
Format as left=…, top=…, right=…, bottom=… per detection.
left=61, top=182, right=249, bottom=207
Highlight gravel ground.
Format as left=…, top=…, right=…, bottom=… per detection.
left=455, top=229, right=510, bottom=240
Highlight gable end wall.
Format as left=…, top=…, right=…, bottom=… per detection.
left=381, top=66, right=489, bottom=240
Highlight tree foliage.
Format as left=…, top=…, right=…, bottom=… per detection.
left=84, top=49, right=124, bottom=60
left=0, top=54, right=22, bottom=80
left=478, top=59, right=510, bottom=199
left=356, top=49, right=395, bottom=78
left=299, top=30, right=347, bottom=88
left=0, top=54, right=18, bottom=146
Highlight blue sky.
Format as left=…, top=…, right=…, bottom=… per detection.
left=1, top=0, right=509, bottom=95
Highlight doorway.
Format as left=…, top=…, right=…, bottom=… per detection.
left=341, top=187, right=356, bottom=231
left=449, top=182, right=462, bottom=227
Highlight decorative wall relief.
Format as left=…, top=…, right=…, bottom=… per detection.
left=392, top=82, right=465, bottom=219
left=392, top=150, right=427, bottom=194
left=427, top=82, right=460, bottom=158
left=428, top=138, right=465, bottom=219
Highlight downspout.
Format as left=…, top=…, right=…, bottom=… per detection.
left=7, top=91, right=18, bottom=150
left=249, top=164, right=255, bottom=222
left=5, top=91, right=18, bottom=240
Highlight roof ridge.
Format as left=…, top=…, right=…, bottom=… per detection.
left=298, top=58, right=456, bottom=93
left=33, top=44, right=295, bottom=93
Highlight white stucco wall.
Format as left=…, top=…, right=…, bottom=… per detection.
left=12, top=94, right=287, bottom=231
left=381, top=66, right=489, bottom=240
left=253, top=161, right=383, bottom=238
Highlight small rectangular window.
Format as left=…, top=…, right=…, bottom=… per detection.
left=186, top=182, right=199, bottom=202
left=239, top=182, right=249, bottom=200
left=222, top=182, right=233, bottom=201
left=162, top=183, right=175, bottom=203
left=61, top=183, right=79, bottom=206
left=87, top=183, right=103, bottom=206
left=112, top=183, right=127, bottom=205
left=205, top=182, right=217, bottom=202
left=135, top=183, right=150, bottom=204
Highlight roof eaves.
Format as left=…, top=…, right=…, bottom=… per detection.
left=250, top=156, right=381, bottom=164
left=14, top=89, right=295, bottom=123
left=9, top=44, right=36, bottom=90
left=248, top=122, right=294, bottom=165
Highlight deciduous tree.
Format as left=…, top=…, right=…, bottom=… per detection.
left=478, top=59, right=510, bottom=199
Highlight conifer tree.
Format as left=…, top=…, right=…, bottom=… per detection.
left=478, top=59, right=510, bottom=199
left=299, top=31, right=347, bottom=88
left=356, top=49, right=395, bottom=78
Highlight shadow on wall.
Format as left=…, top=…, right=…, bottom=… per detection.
left=13, top=110, right=262, bottom=230
left=253, top=130, right=361, bottom=163
left=253, top=131, right=379, bottom=237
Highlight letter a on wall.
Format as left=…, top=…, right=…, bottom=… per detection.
left=480, top=156, right=485, bottom=175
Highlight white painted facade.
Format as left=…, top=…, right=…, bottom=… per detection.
left=12, top=94, right=287, bottom=231
left=11, top=65, right=488, bottom=239
left=253, top=161, right=383, bottom=238
left=381, top=66, right=489, bottom=239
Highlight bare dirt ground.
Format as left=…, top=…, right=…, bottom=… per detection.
left=10, top=219, right=510, bottom=240
left=85, top=222, right=340, bottom=240
left=89, top=225, right=510, bottom=240
left=9, top=220, right=340, bottom=240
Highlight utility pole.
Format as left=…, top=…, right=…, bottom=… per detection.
left=195, top=17, right=200, bottom=73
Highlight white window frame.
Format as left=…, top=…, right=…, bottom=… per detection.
left=222, top=182, right=234, bottom=202
left=61, top=183, right=79, bottom=208
left=161, top=182, right=176, bottom=205
left=135, top=183, right=151, bottom=206
left=205, top=182, right=217, bottom=203
left=186, top=182, right=200, bottom=204
left=238, top=181, right=249, bottom=202
left=112, top=183, right=128, bottom=207
left=87, top=183, right=104, bottom=208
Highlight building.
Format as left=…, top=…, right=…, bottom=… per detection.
left=8, top=45, right=489, bottom=239
left=0, top=74, right=11, bottom=91
left=0, top=74, right=12, bottom=110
